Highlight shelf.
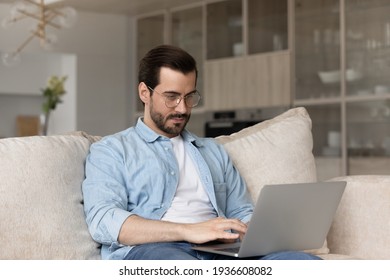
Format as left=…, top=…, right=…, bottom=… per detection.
left=0, top=92, right=41, bottom=97
left=295, top=93, right=390, bottom=106
left=294, top=97, right=341, bottom=106
left=348, top=156, right=390, bottom=175
left=345, top=93, right=390, bottom=102
left=347, top=120, right=390, bottom=126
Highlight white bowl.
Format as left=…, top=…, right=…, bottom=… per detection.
left=346, top=69, right=363, bottom=82
left=374, top=85, right=389, bottom=95
left=318, top=70, right=340, bottom=84
left=318, top=69, right=363, bottom=84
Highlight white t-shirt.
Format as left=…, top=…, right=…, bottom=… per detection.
left=161, top=135, right=217, bottom=223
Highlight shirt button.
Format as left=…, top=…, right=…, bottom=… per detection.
left=170, top=171, right=175, bottom=176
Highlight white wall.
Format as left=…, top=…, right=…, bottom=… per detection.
left=0, top=4, right=133, bottom=136
left=0, top=52, right=76, bottom=136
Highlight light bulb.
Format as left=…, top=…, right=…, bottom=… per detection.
left=58, top=6, right=77, bottom=28
left=43, top=33, right=58, bottom=50
left=1, top=16, right=15, bottom=29
left=2, top=52, right=21, bottom=67
left=14, top=0, right=39, bottom=14
left=10, top=1, right=27, bottom=15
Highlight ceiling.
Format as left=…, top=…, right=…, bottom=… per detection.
left=0, top=0, right=204, bottom=16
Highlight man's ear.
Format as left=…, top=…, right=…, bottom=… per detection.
left=139, top=82, right=150, bottom=104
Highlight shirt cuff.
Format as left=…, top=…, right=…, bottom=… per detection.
left=108, top=208, right=133, bottom=242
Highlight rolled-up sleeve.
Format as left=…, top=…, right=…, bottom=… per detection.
left=82, top=139, right=132, bottom=245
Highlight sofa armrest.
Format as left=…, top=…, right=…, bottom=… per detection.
left=327, top=175, right=390, bottom=259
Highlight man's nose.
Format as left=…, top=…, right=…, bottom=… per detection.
left=175, top=98, right=188, bottom=113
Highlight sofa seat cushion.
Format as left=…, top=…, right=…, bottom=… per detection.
left=216, top=107, right=328, bottom=255
left=318, top=254, right=361, bottom=260
left=0, top=135, right=101, bottom=259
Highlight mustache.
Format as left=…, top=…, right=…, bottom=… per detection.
left=168, top=113, right=189, bottom=120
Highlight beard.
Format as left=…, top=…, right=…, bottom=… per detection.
left=149, top=102, right=190, bottom=136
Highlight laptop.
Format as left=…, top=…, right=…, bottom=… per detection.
left=193, top=181, right=346, bottom=258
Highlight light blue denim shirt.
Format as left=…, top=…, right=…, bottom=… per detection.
left=82, top=118, right=253, bottom=259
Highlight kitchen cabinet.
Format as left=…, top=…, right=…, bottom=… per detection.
left=204, top=51, right=290, bottom=110
left=134, top=0, right=390, bottom=177
left=294, top=0, right=390, bottom=179
left=206, top=0, right=243, bottom=60
left=204, top=0, right=290, bottom=110
left=248, top=0, right=288, bottom=54
left=136, top=0, right=289, bottom=112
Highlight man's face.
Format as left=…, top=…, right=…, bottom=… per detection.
left=140, top=67, right=197, bottom=138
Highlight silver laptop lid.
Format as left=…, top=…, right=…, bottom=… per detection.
left=237, top=181, right=346, bottom=257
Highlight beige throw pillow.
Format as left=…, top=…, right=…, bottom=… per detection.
left=216, top=107, right=317, bottom=201
left=216, top=107, right=329, bottom=255
left=0, top=135, right=101, bottom=259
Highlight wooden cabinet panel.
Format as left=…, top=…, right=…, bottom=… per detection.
left=204, top=51, right=291, bottom=110
left=204, top=57, right=245, bottom=110
left=246, top=54, right=269, bottom=107
left=349, top=157, right=390, bottom=175
left=269, top=52, right=291, bottom=106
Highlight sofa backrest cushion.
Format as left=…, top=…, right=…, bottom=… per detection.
left=216, top=107, right=318, bottom=202
left=0, top=135, right=101, bottom=259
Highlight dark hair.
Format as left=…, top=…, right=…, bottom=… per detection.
left=138, top=45, right=198, bottom=91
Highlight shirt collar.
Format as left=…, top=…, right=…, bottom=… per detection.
left=135, top=117, right=204, bottom=147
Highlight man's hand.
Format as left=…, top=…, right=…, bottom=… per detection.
left=119, top=215, right=247, bottom=246
left=180, top=217, right=248, bottom=244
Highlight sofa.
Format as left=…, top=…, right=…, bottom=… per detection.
left=0, top=107, right=389, bottom=260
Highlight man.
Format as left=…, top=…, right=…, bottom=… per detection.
left=82, top=45, right=320, bottom=260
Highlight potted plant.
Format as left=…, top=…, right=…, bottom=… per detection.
left=41, top=75, right=67, bottom=135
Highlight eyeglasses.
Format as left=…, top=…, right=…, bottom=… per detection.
left=147, top=86, right=201, bottom=108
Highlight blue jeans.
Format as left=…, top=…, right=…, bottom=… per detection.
left=124, top=242, right=322, bottom=260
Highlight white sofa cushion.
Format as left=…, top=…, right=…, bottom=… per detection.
left=216, top=107, right=317, bottom=201
left=0, top=135, right=101, bottom=259
left=216, top=107, right=328, bottom=255
left=327, top=175, right=390, bottom=259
